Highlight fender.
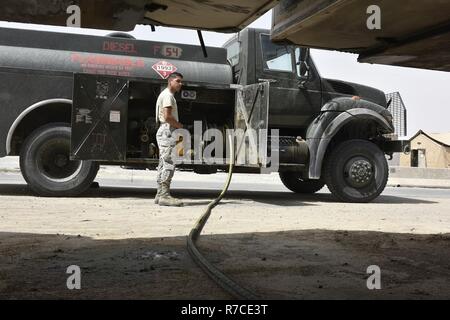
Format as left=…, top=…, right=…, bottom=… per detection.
left=306, top=97, right=394, bottom=179
left=6, top=98, right=72, bottom=155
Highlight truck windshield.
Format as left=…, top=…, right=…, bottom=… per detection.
left=261, top=34, right=293, bottom=72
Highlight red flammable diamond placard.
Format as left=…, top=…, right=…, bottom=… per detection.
left=152, top=61, right=178, bottom=79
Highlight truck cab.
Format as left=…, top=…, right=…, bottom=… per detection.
left=222, top=28, right=405, bottom=202
left=224, top=28, right=388, bottom=134
left=225, top=28, right=322, bottom=135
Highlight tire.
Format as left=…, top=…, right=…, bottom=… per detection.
left=19, top=123, right=99, bottom=197
left=323, top=139, right=388, bottom=203
left=279, top=172, right=325, bottom=194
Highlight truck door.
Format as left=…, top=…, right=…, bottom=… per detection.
left=71, top=74, right=129, bottom=162
left=256, top=32, right=322, bottom=130
left=234, top=82, right=270, bottom=168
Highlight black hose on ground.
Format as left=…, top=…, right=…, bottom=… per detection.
left=186, top=133, right=259, bottom=300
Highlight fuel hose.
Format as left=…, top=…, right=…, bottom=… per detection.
left=186, top=131, right=259, bottom=300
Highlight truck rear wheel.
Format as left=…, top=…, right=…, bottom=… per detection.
left=279, top=172, right=325, bottom=194
left=20, top=123, right=99, bottom=197
left=323, top=139, right=388, bottom=203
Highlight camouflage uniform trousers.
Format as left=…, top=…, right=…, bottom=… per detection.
left=156, top=123, right=176, bottom=186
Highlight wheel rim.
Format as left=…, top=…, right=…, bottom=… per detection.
left=343, top=156, right=374, bottom=188
left=35, top=138, right=82, bottom=182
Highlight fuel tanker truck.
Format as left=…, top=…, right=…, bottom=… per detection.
left=0, top=27, right=407, bottom=202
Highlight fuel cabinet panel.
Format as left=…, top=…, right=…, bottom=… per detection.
left=71, top=74, right=129, bottom=161
left=234, top=82, right=270, bottom=167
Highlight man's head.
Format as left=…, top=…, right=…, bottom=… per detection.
left=168, top=72, right=183, bottom=93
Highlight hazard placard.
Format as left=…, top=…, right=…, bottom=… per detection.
left=152, top=61, right=178, bottom=79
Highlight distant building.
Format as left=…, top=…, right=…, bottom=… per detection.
left=385, top=92, right=407, bottom=137
left=400, top=130, right=450, bottom=168
left=385, top=92, right=407, bottom=166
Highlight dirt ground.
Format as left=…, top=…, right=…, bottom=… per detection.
left=0, top=171, right=450, bottom=299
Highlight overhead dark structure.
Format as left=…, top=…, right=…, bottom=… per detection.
left=0, top=0, right=449, bottom=71
left=271, top=0, right=450, bottom=72
left=0, top=0, right=277, bottom=32
left=142, top=0, right=277, bottom=32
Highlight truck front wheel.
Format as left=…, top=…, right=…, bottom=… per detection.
left=279, top=172, right=325, bottom=194
left=20, top=123, right=99, bottom=197
left=323, top=139, right=388, bottom=203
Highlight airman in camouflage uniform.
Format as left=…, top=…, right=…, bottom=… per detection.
left=154, top=72, right=185, bottom=207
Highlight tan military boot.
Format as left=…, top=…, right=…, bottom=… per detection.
left=154, top=184, right=161, bottom=204
left=158, top=183, right=183, bottom=207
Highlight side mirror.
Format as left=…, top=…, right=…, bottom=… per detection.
left=297, top=60, right=310, bottom=78
left=295, top=48, right=311, bottom=88
left=297, top=47, right=309, bottom=62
